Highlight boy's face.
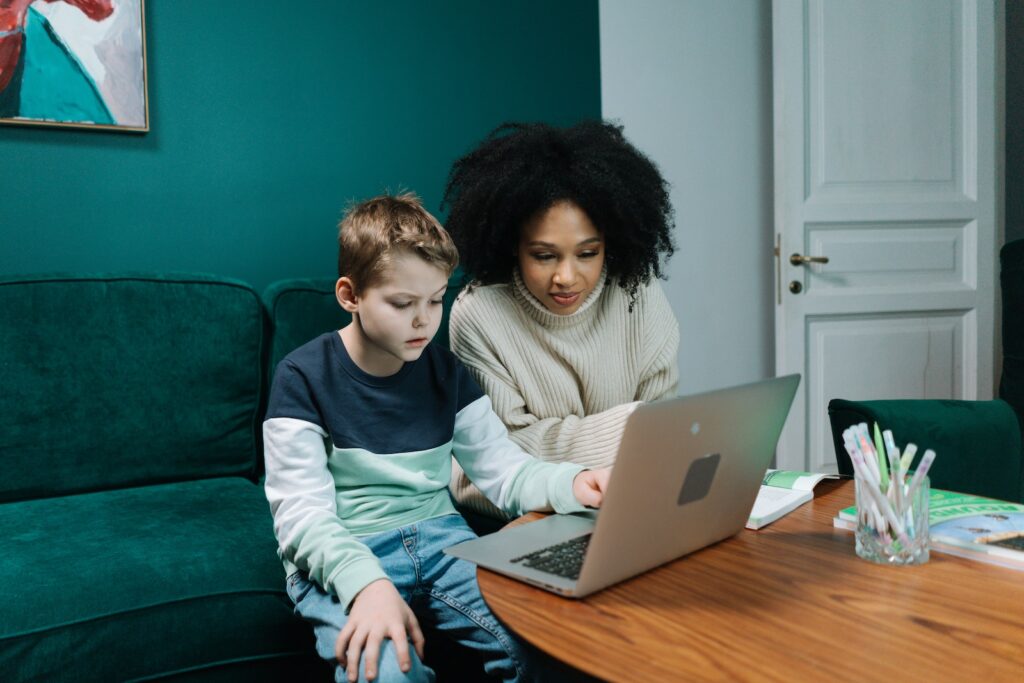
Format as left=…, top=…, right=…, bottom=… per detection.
left=337, top=252, right=448, bottom=376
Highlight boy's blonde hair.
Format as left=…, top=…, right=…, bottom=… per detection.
left=338, top=193, right=458, bottom=292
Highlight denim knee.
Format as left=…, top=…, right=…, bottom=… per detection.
left=337, top=639, right=434, bottom=683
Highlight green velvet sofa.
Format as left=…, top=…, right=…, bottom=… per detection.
left=1, top=271, right=490, bottom=682
left=0, top=274, right=331, bottom=682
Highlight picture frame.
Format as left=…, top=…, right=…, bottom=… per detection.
left=0, top=0, right=149, bottom=132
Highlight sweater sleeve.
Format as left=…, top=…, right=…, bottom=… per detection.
left=263, top=363, right=387, bottom=611
left=635, top=281, right=681, bottom=402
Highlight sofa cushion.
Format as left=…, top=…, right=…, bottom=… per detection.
left=263, top=269, right=469, bottom=371
left=0, top=477, right=326, bottom=682
left=0, top=274, right=266, bottom=503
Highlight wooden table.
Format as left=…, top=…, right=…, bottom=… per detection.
left=477, top=480, right=1024, bottom=682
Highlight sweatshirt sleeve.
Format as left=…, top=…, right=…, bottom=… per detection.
left=263, top=362, right=388, bottom=610
left=450, top=394, right=587, bottom=519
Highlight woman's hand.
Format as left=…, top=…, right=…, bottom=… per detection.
left=572, top=467, right=611, bottom=508
left=335, top=579, right=425, bottom=682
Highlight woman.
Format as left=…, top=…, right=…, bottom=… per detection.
left=443, top=121, right=680, bottom=517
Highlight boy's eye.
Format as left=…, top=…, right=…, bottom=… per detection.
left=430, top=299, right=443, bottom=306
left=391, top=301, right=412, bottom=309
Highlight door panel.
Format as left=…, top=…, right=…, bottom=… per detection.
left=810, top=0, right=964, bottom=198
left=807, top=312, right=966, bottom=472
left=773, top=0, right=997, bottom=471
left=806, top=221, right=974, bottom=293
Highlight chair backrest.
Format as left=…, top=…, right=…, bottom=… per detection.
left=828, top=398, right=1024, bottom=503
left=0, top=274, right=266, bottom=503
left=1000, top=238, right=1024, bottom=438
left=262, top=269, right=469, bottom=372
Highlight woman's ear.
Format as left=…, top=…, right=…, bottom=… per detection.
left=335, top=277, right=359, bottom=313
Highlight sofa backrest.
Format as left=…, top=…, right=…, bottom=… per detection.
left=0, top=274, right=265, bottom=503
left=263, top=269, right=468, bottom=372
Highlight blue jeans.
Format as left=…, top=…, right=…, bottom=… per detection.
left=286, top=513, right=537, bottom=683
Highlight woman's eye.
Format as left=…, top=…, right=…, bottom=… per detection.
left=579, top=251, right=600, bottom=259
left=531, top=253, right=555, bottom=262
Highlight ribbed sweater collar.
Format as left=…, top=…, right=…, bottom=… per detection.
left=511, top=265, right=608, bottom=329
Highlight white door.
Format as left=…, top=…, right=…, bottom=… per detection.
left=773, top=0, right=1000, bottom=472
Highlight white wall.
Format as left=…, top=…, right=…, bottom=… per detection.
left=600, top=0, right=774, bottom=394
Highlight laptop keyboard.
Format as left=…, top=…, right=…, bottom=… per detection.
left=509, top=534, right=591, bottom=580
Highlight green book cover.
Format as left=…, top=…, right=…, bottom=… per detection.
left=837, top=489, right=1024, bottom=568
left=748, top=470, right=839, bottom=530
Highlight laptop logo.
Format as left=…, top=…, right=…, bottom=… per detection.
left=677, top=452, right=720, bottom=506
left=690, top=421, right=700, bottom=435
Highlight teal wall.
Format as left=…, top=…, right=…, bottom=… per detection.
left=0, top=1, right=600, bottom=291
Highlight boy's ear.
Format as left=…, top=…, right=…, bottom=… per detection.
left=335, top=277, right=359, bottom=313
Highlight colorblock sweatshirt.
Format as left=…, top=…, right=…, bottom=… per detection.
left=263, top=332, right=587, bottom=608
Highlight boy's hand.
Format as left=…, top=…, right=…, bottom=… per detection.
left=336, top=579, right=424, bottom=682
left=573, top=467, right=611, bottom=508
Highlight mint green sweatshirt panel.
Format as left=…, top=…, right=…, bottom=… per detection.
left=327, top=442, right=459, bottom=536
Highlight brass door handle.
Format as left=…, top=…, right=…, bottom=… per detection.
left=789, top=253, right=829, bottom=266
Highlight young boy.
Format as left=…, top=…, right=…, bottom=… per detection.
left=263, top=193, right=610, bottom=683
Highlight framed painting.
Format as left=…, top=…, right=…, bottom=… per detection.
left=0, top=0, right=148, bottom=132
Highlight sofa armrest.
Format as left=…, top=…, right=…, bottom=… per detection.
left=828, top=398, right=1023, bottom=503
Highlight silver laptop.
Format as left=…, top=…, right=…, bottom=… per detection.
left=444, top=374, right=800, bottom=598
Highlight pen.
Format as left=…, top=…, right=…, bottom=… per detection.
left=882, top=429, right=904, bottom=512
left=872, top=423, right=890, bottom=491
left=855, top=424, right=883, bottom=490
left=905, top=449, right=936, bottom=502
left=899, top=443, right=918, bottom=474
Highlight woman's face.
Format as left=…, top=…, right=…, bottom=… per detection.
left=517, top=201, right=605, bottom=315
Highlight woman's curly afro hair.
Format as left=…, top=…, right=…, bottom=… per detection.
left=442, top=120, right=675, bottom=302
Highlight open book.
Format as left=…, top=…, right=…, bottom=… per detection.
left=746, top=469, right=840, bottom=530
left=833, top=489, right=1024, bottom=571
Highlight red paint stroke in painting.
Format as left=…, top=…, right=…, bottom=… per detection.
left=0, top=0, right=114, bottom=95
left=43, top=0, right=115, bottom=23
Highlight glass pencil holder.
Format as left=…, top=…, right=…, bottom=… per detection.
left=855, top=474, right=929, bottom=566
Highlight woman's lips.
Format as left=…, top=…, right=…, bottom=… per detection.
left=550, top=292, right=580, bottom=307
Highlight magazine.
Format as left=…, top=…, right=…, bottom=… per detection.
left=833, top=489, right=1024, bottom=570
left=746, top=469, right=840, bottom=530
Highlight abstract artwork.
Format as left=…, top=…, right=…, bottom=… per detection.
left=0, top=0, right=148, bottom=131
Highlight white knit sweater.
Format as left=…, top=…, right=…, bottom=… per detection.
left=448, top=267, right=680, bottom=517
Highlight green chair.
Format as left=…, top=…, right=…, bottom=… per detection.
left=1000, top=238, right=1024, bottom=441
left=828, top=238, right=1024, bottom=504
left=827, top=398, right=1023, bottom=502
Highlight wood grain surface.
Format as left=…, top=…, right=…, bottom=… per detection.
left=476, top=480, right=1024, bottom=682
